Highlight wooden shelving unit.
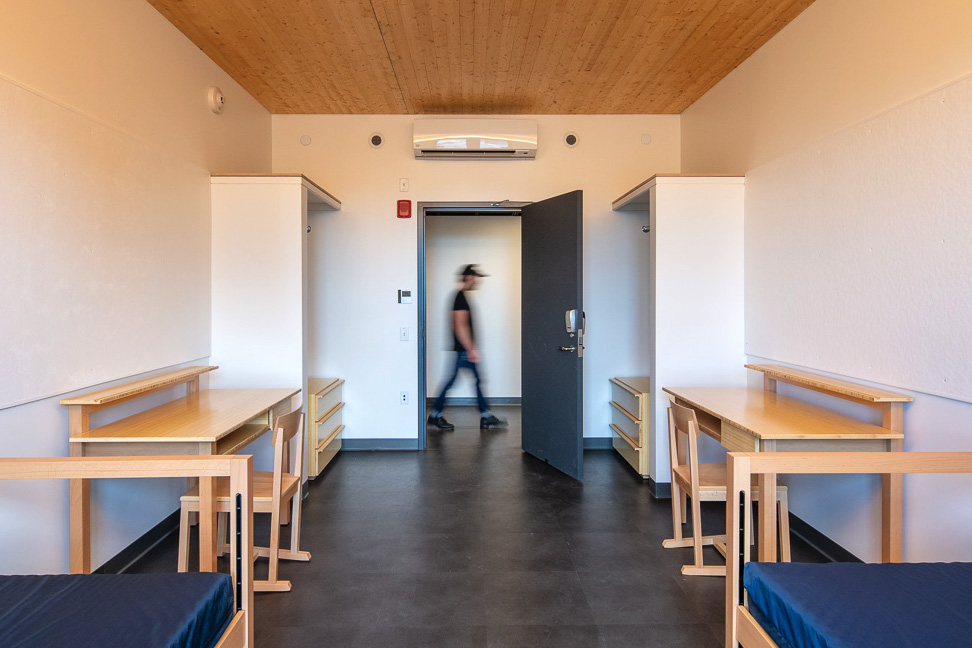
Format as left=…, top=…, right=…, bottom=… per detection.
left=307, top=377, right=344, bottom=478
left=609, top=377, right=651, bottom=477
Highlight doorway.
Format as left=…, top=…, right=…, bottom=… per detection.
left=418, top=202, right=522, bottom=452
left=417, top=193, right=585, bottom=480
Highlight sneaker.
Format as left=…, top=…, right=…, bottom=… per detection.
left=480, top=414, right=507, bottom=429
left=427, top=415, right=455, bottom=431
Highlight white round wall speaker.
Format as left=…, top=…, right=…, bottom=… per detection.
left=208, top=87, right=225, bottom=114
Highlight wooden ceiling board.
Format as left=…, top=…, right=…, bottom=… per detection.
left=146, top=0, right=817, bottom=114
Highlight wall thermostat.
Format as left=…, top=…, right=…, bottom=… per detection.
left=398, top=290, right=412, bottom=304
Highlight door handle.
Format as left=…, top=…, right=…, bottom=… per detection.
left=559, top=346, right=576, bottom=352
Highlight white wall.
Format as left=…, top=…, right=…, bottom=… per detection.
left=426, top=216, right=522, bottom=402
left=0, top=0, right=270, bottom=173
left=680, top=0, right=972, bottom=561
left=0, top=77, right=212, bottom=409
left=273, top=114, right=680, bottom=442
left=0, top=0, right=271, bottom=573
left=681, top=0, right=972, bottom=175
left=745, top=76, right=972, bottom=402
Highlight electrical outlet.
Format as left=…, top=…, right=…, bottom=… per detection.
left=399, top=178, right=409, bottom=192
left=400, top=326, right=409, bottom=341
left=400, top=391, right=409, bottom=405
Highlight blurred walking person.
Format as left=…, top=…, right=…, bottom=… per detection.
left=428, top=264, right=507, bottom=430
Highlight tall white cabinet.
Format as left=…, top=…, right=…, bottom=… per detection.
left=210, top=175, right=341, bottom=470
left=612, top=175, right=746, bottom=489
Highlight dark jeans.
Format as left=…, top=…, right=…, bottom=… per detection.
left=432, top=351, right=488, bottom=415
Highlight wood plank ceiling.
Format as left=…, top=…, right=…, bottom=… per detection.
left=147, top=0, right=816, bottom=114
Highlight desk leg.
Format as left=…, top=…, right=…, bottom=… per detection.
left=757, top=440, right=777, bottom=563
left=68, top=470, right=90, bottom=573
left=68, top=407, right=91, bottom=575
left=881, top=404, right=904, bottom=563
left=882, top=438, right=904, bottom=562
left=199, top=476, right=217, bottom=572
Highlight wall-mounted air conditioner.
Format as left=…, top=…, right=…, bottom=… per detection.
left=413, top=119, right=537, bottom=159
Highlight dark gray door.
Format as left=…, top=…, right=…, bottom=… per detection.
left=520, top=190, right=584, bottom=480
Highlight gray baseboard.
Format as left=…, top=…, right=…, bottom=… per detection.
left=96, top=509, right=180, bottom=574
left=426, top=397, right=521, bottom=407
left=788, top=512, right=862, bottom=563
left=648, top=478, right=672, bottom=499
left=341, top=438, right=419, bottom=451
left=583, top=437, right=613, bottom=450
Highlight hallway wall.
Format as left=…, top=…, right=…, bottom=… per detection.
left=426, top=216, right=522, bottom=403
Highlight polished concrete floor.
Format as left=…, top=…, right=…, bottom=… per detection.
left=130, top=405, right=825, bottom=646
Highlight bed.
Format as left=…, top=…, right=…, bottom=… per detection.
left=0, top=572, right=235, bottom=648
left=725, top=451, right=972, bottom=648
left=0, top=456, right=254, bottom=648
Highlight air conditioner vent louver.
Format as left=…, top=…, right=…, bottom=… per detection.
left=414, top=119, right=537, bottom=160
left=419, top=150, right=523, bottom=157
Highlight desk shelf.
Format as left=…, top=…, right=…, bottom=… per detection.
left=216, top=423, right=271, bottom=456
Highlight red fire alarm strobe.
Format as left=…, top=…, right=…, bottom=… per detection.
left=397, top=199, right=411, bottom=218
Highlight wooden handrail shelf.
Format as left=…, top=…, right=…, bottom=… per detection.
left=745, top=364, right=912, bottom=406
left=60, top=366, right=217, bottom=409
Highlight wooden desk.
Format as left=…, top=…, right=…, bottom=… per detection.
left=64, top=385, right=299, bottom=574
left=663, top=385, right=905, bottom=562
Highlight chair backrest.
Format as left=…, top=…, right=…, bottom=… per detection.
left=270, top=406, right=305, bottom=495
left=668, top=399, right=702, bottom=483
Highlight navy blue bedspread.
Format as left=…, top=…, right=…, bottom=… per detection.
left=745, top=561, right=972, bottom=648
left=0, top=572, right=234, bottom=648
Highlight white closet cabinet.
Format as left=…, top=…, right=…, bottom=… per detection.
left=210, top=175, right=341, bottom=472
left=612, top=176, right=746, bottom=490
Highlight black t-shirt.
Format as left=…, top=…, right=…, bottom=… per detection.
left=452, top=290, right=474, bottom=352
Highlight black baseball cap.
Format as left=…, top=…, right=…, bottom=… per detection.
left=461, top=264, right=488, bottom=277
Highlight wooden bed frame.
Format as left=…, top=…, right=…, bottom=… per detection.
left=725, top=451, right=972, bottom=648
left=0, top=455, right=254, bottom=648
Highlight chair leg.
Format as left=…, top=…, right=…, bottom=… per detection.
left=177, top=505, right=190, bottom=572
left=268, top=505, right=281, bottom=583
left=778, top=490, right=791, bottom=563
left=748, top=502, right=756, bottom=546
left=216, top=512, right=228, bottom=558
left=253, top=504, right=292, bottom=593
left=662, top=482, right=686, bottom=548
left=283, top=485, right=311, bottom=562
left=680, top=495, right=725, bottom=577
left=691, top=495, right=704, bottom=568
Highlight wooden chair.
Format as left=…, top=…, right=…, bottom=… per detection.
left=663, top=400, right=790, bottom=576
left=178, top=407, right=311, bottom=592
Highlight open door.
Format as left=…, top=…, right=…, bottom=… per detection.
left=520, top=190, right=584, bottom=480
